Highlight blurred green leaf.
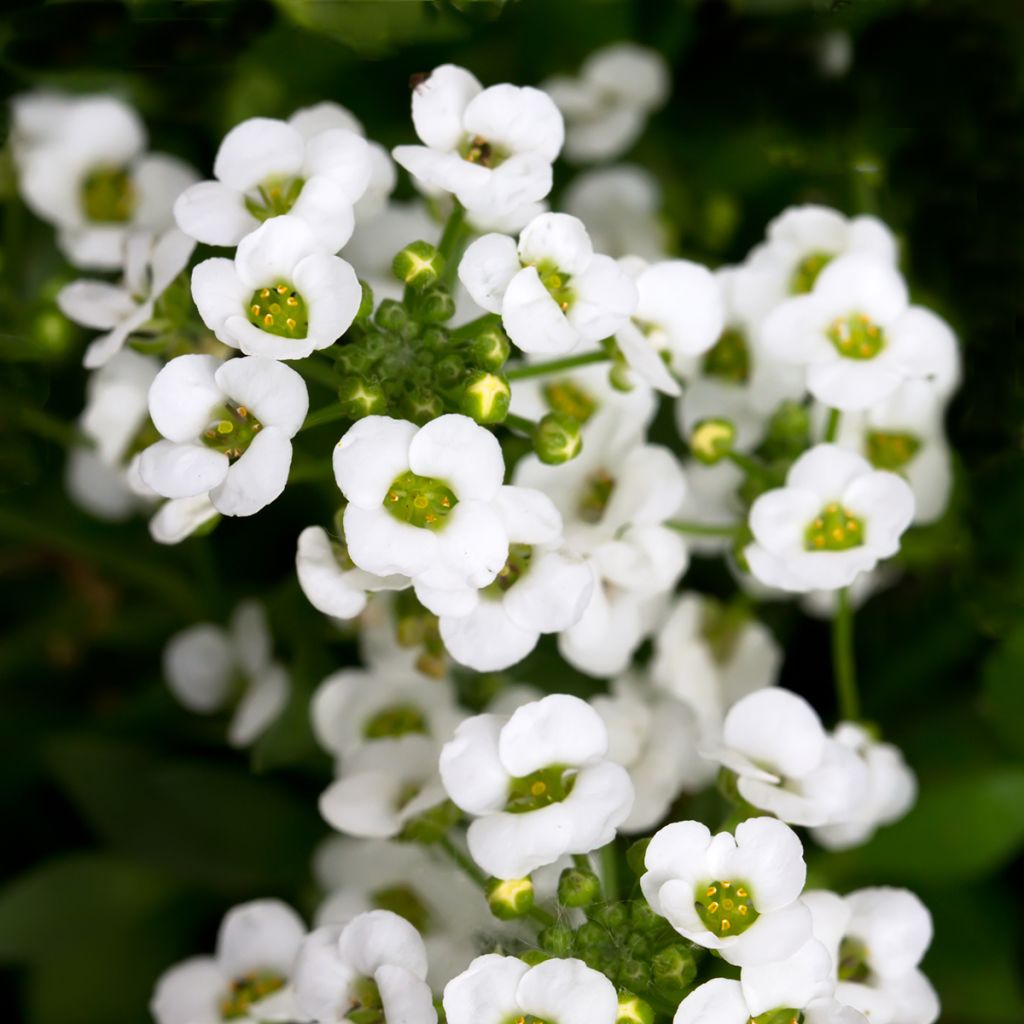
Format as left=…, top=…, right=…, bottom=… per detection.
left=981, top=625, right=1024, bottom=758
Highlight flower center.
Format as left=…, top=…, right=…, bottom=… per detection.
left=81, top=165, right=136, bottom=223
left=201, top=403, right=263, bottom=461
left=248, top=282, right=308, bottom=338
left=363, top=704, right=428, bottom=739
left=578, top=468, right=615, bottom=524
left=701, top=328, right=750, bottom=384
left=484, top=543, right=534, bottom=597
left=459, top=134, right=509, bottom=168
left=804, top=502, right=865, bottom=551
left=220, top=971, right=286, bottom=1020
left=534, top=260, right=575, bottom=312
left=789, top=250, right=833, bottom=294
left=750, top=1009, right=804, bottom=1024
left=837, top=937, right=871, bottom=982
left=543, top=379, right=597, bottom=423
left=694, top=879, right=758, bottom=936
left=505, top=1016, right=550, bottom=1024
left=384, top=470, right=458, bottom=530
left=505, top=764, right=574, bottom=814
left=827, top=312, right=886, bottom=360
left=244, top=176, right=306, bottom=221
left=346, top=976, right=385, bottom=1024
left=371, top=883, right=431, bottom=933
left=866, top=430, right=921, bottom=470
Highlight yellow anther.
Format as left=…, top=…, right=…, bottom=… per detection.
left=250, top=304, right=261, bottom=316
left=260, top=288, right=270, bottom=298
left=388, top=492, right=399, bottom=503
left=287, top=295, right=298, bottom=307
left=738, top=904, right=749, bottom=916
left=846, top=520, right=858, bottom=531
left=832, top=527, right=845, bottom=541
left=814, top=517, right=824, bottom=529
left=530, top=781, right=547, bottom=796
left=441, top=496, right=451, bottom=508
left=736, top=887, right=748, bottom=898
left=425, top=513, right=436, bottom=524
left=413, top=495, right=428, bottom=509
left=236, top=407, right=248, bottom=417
left=263, top=314, right=273, bottom=327
left=720, top=881, right=731, bottom=888
left=720, top=919, right=731, bottom=932
left=814, top=536, right=826, bottom=548
left=286, top=318, right=297, bottom=330
left=707, top=901, right=719, bottom=914
left=706, top=886, right=717, bottom=897
left=276, top=283, right=288, bottom=294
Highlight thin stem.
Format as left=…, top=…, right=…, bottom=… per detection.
left=726, top=450, right=774, bottom=480
left=437, top=203, right=470, bottom=290
left=295, top=356, right=342, bottom=392
left=665, top=519, right=741, bottom=538
left=506, top=350, right=610, bottom=381
left=15, top=405, right=81, bottom=449
left=824, top=407, right=842, bottom=443
left=299, top=404, right=346, bottom=433
left=598, top=842, right=619, bottom=902
left=832, top=587, right=860, bottom=721
left=502, top=413, right=537, bottom=437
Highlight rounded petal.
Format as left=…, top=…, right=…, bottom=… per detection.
left=567, top=254, right=639, bottom=343
left=673, top=979, right=749, bottom=1024
left=217, top=899, right=306, bottom=978
left=333, top=416, right=416, bottom=508
left=443, top=955, right=528, bottom=1024
left=174, top=180, right=257, bottom=246
left=747, top=487, right=820, bottom=554
left=843, top=471, right=914, bottom=556
left=411, top=65, right=482, bottom=150
left=163, top=624, right=233, bottom=712
left=408, top=414, right=505, bottom=501
left=190, top=258, right=250, bottom=344
left=150, top=957, right=224, bottom=1024
left=741, top=938, right=834, bottom=1017
left=149, top=354, right=225, bottom=442
left=439, top=713, right=510, bottom=814
left=296, top=526, right=371, bottom=619
left=213, top=355, right=309, bottom=436
left=722, top=690, right=827, bottom=780
left=516, top=958, right=618, bottom=1024
left=210, top=427, right=292, bottom=517
left=57, top=280, right=134, bottom=329
left=464, top=85, right=564, bottom=162
left=563, top=761, right=634, bottom=853
left=377, top=965, right=437, bottom=1024
left=499, top=694, right=608, bottom=776
left=344, top=505, right=437, bottom=578
left=234, top=215, right=319, bottom=288
left=338, top=909, right=428, bottom=979
left=518, top=213, right=593, bottom=276
left=502, top=266, right=579, bottom=355
left=302, top=128, right=373, bottom=202
left=730, top=816, right=807, bottom=911
left=503, top=548, right=593, bottom=634
left=441, top=600, right=539, bottom=672
left=214, top=118, right=305, bottom=192
left=720, top=899, right=813, bottom=967
left=139, top=440, right=228, bottom=499
left=787, top=443, right=872, bottom=500
left=229, top=665, right=288, bottom=746
left=637, top=260, right=725, bottom=357
left=493, top=485, right=562, bottom=544
left=466, top=804, right=573, bottom=879
left=288, top=176, right=356, bottom=253
left=458, top=233, right=521, bottom=313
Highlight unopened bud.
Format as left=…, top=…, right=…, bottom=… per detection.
left=486, top=876, right=535, bottom=920
left=466, top=323, right=511, bottom=371
left=557, top=865, right=600, bottom=908
left=392, top=240, right=445, bottom=289
left=651, top=944, right=697, bottom=997
left=337, top=375, right=387, bottom=419
left=460, top=371, right=510, bottom=424
left=538, top=923, right=575, bottom=957
left=617, top=991, right=655, bottom=1024
left=375, top=299, right=408, bottom=332
left=414, top=286, right=456, bottom=324
left=690, top=417, right=736, bottom=465
left=534, top=412, right=582, bottom=464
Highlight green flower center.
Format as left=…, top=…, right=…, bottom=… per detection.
left=578, top=468, right=615, bottom=524
left=505, top=764, right=575, bottom=814
left=201, top=403, right=263, bottom=461
left=248, top=282, right=309, bottom=338
left=371, top=884, right=431, bottom=933
left=701, top=328, right=750, bottom=384
left=543, top=379, right=597, bottom=424
left=535, top=260, right=575, bottom=312
left=484, top=543, right=534, bottom=598
left=384, top=470, right=458, bottom=530
left=459, top=134, right=509, bottom=168
left=804, top=502, right=865, bottom=551
left=220, top=971, right=286, bottom=1020
left=866, top=430, right=921, bottom=470
left=504, top=1016, right=550, bottom=1024
left=827, top=312, right=886, bottom=360
left=694, top=879, right=758, bottom=936
left=751, top=1009, right=804, bottom=1024
left=347, top=976, right=385, bottom=1024
left=81, top=165, right=136, bottom=223
left=838, top=937, right=871, bottom=983
left=789, top=250, right=833, bottom=294
left=363, top=704, right=428, bottom=739
left=244, top=176, right=306, bottom=221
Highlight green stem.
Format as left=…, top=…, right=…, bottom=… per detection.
left=15, top=405, right=82, bottom=448
left=295, top=356, right=342, bottom=392
left=665, top=519, right=741, bottom=538
left=506, top=350, right=610, bottom=381
left=598, top=842, right=619, bottom=902
left=502, top=413, right=537, bottom=438
left=437, top=203, right=471, bottom=290
left=450, top=313, right=500, bottom=341
left=299, top=404, right=347, bottom=433
left=832, top=586, right=860, bottom=721
left=824, top=407, right=842, bottom=443
left=726, top=450, right=775, bottom=480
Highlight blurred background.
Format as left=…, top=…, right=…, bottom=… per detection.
left=1, top=1, right=1022, bottom=1021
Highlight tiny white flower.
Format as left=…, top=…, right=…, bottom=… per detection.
left=292, top=910, right=436, bottom=1024
left=761, top=255, right=958, bottom=411
left=439, top=694, right=634, bottom=879
left=703, top=688, right=869, bottom=827
left=12, top=92, right=197, bottom=270
left=800, top=565, right=895, bottom=619
left=139, top=353, right=308, bottom=517
left=150, top=899, right=305, bottom=1024
left=393, top=65, right=564, bottom=218
left=149, top=493, right=221, bottom=546
left=459, top=212, right=638, bottom=355
left=444, top=955, right=618, bottom=1024
left=163, top=601, right=289, bottom=747
left=543, top=44, right=670, bottom=163
left=191, top=215, right=361, bottom=360
left=674, top=980, right=865, bottom=1024
left=744, top=443, right=915, bottom=593
left=174, top=110, right=374, bottom=251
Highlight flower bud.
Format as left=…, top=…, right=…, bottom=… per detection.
left=466, top=323, right=511, bottom=371
left=591, top=903, right=628, bottom=930
left=538, top=923, right=575, bottom=957
left=690, top=417, right=736, bottom=465
left=617, top=960, right=650, bottom=991
left=763, top=400, right=811, bottom=458
left=486, top=876, right=535, bottom=920
left=651, top=944, right=697, bottom=997
left=629, top=899, right=661, bottom=933
left=617, top=992, right=655, bottom=1024
left=414, top=286, right=456, bottom=324
left=520, top=950, right=551, bottom=967
left=392, top=240, right=445, bottom=290
left=375, top=298, right=408, bottom=332
left=460, top=371, right=510, bottom=424
left=337, top=375, right=387, bottom=419
left=534, top=412, right=582, bottom=465
left=626, top=839, right=650, bottom=877
left=434, top=353, right=466, bottom=388
left=401, top=389, right=445, bottom=426
left=608, top=361, right=634, bottom=393
left=557, top=865, right=600, bottom=908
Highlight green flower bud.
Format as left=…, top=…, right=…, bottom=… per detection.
left=539, top=923, right=575, bottom=957
left=690, top=417, right=736, bottom=465
left=392, top=240, right=445, bottom=289
left=337, top=375, right=387, bottom=419
left=591, top=903, right=628, bottom=930
left=375, top=298, right=408, bottom=331
left=626, top=839, right=651, bottom=878
left=519, top=950, right=551, bottom=967
left=762, top=400, right=811, bottom=459
left=434, top=353, right=466, bottom=387
left=534, top=412, right=582, bottom=465
left=466, top=324, right=511, bottom=371
left=414, top=286, right=456, bottom=324
left=574, top=921, right=607, bottom=950
left=460, top=371, right=511, bottom=424
left=651, top=944, right=697, bottom=997
left=608, top=361, right=634, bottom=392
left=617, top=960, right=650, bottom=991
left=421, top=325, right=450, bottom=350
left=401, top=390, right=445, bottom=425
left=486, top=876, right=535, bottom=920
left=557, top=866, right=601, bottom=908
left=629, top=900, right=661, bottom=933
left=617, top=991, right=655, bottom=1024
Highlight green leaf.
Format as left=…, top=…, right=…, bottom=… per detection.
left=981, top=625, right=1024, bottom=758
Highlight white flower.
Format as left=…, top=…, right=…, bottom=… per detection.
left=12, top=92, right=196, bottom=270
left=439, top=694, right=634, bottom=879
left=150, top=899, right=305, bottom=1024
left=650, top=593, right=781, bottom=741
left=335, top=414, right=540, bottom=615
left=592, top=674, right=706, bottom=832
left=674, top=980, right=864, bottom=1024
left=320, top=734, right=448, bottom=840
left=58, top=228, right=195, bottom=368
left=292, top=910, right=435, bottom=1024
left=444, top=955, right=618, bottom=1024
left=615, top=257, right=725, bottom=395
left=163, top=601, right=289, bottom=747
left=311, top=667, right=463, bottom=761
left=149, top=493, right=221, bottom=545
left=174, top=111, right=373, bottom=251
left=392, top=65, right=563, bottom=218
left=438, top=490, right=593, bottom=672
left=641, top=816, right=812, bottom=966
left=744, top=443, right=915, bottom=593
left=703, top=688, right=869, bottom=827
left=297, top=525, right=409, bottom=621
left=811, top=724, right=916, bottom=849
left=761, top=255, right=958, bottom=411
left=543, top=44, right=670, bottom=163
left=563, top=165, right=669, bottom=261
left=139, top=353, right=308, bottom=517
left=65, top=348, right=160, bottom=520
left=459, top=212, right=638, bottom=356
left=191, top=215, right=361, bottom=360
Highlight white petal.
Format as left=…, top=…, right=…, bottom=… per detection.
left=741, top=938, right=834, bottom=1016
left=217, top=899, right=306, bottom=978
left=210, top=427, right=292, bottom=517
left=516, top=958, right=618, bottom=1024
left=229, top=665, right=288, bottom=746
left=502, top=266, right=579, bottom=355
left=408, top=414, right=505, bottom=501
left=787, top=444, right=872, bottom=500
left=567, top=254, right=639, bottom=343
left=163, top=624, right=233, bottom=713
left=338, top=909, right=428, bottom=979
left=463, top=85, right=564, bottom=162
left=377, top=965, right=437, bottom=1024
left=466, top=804, right=573, bottom=878
left=344, top=505, right=437, bottom=578
left=234, top=215, right=319, bottom=288
left=150, top=957, right=224, bottom=1024
left=458, top=233, right=521, bottom=313
left=214, top=357, right=308, bottom=435
left=443, top=955, right=527, bottom=1024
left=730, top=816, right=807, bottom=911
left=439, top=713, right=510, bottom=815
left=636, top=260, right=725, bottom=357
left=674, top=979, right=750, bottom=1024
left=748, top=488, right=822, bottom=554
left=441, top=600, right=539, bottom=672
left=503, top=548, right=592, bottom=633
left=846, top=887, right=932, bottom=979
left=493, top=486, right=562, bottom=544
left=149, top=494, right=220, bottom=545
left=722, top=689, right=827, bottom=780
left=57, top=280, right=134, bottom=329
left=302, top=128, right=373, bottom=203
left=720, top=900, right=813, bottom=967
left=214, top=118, right=305, bottom=192
left=296, top=526, right=371, bottom=619
left=191, top=258, right=249, bottom=344
left=174, top=180, right=258, bottom=246
left=499, top=694, right=608, bottom=776
left=139, top=440, right=228, bottom=498
left=563, top=761, right=634, bottom=853
left=288, top=176, right=356, bottom=254
left=843, top=471, right=914, bottom=555
left=133, top=154, right=199, bottom=230
left=149, top=354, right=225, bottom=442
left=334, top=416, right=417, bottom=508
left=518, top=213, right=593, bottom=276
left=412, top=65, right=482, bottom=150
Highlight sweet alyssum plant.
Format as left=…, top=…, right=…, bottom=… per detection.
left=10, top=42, right=956, bottom=1024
